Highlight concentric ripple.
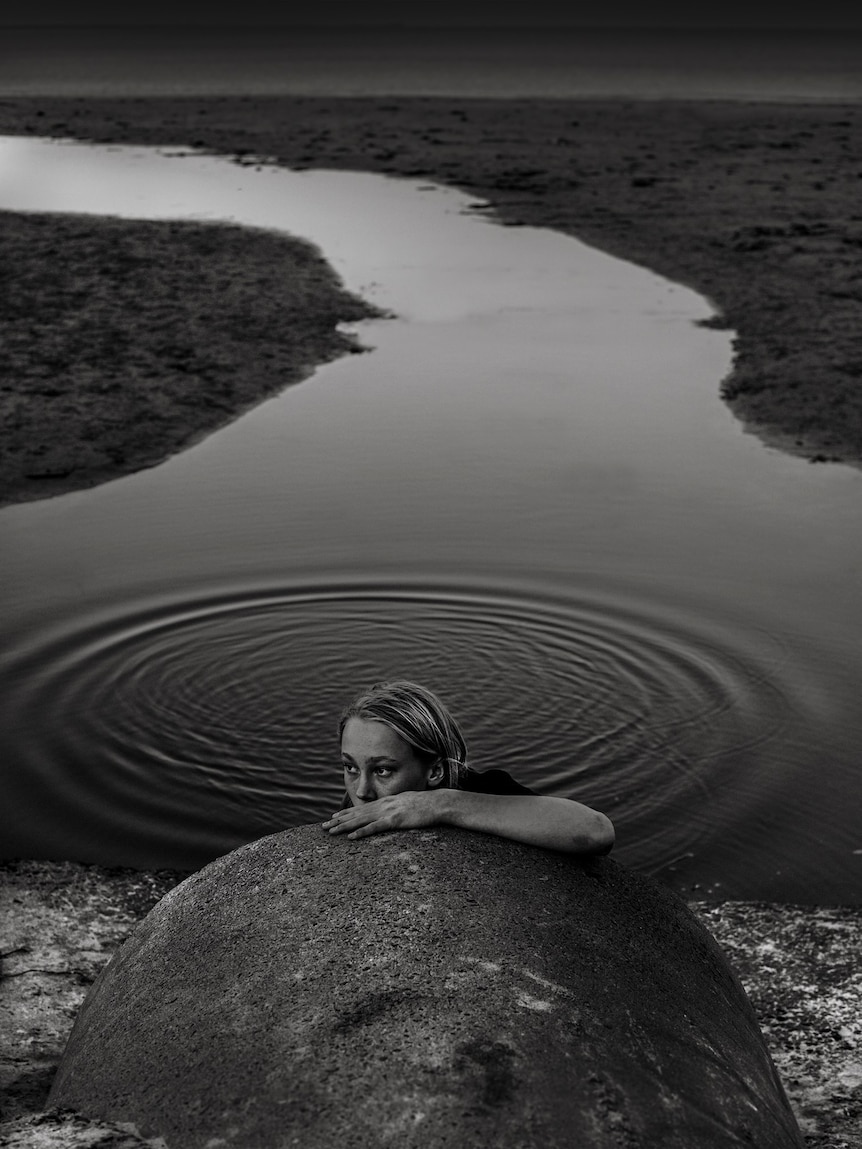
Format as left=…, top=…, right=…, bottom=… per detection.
left=1, top=579, right=821, bottom=893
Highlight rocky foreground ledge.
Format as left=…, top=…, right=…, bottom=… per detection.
left=0, top=858, right=859, bottom=1148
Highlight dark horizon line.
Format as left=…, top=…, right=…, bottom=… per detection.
left=3, top=21, right=862, bottom=32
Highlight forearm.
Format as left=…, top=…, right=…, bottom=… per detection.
left=432, top=790, right=614, bottom=856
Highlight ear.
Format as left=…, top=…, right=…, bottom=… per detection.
left=426, top=758, right=446, bottom=789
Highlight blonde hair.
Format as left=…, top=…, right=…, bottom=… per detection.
left=338, top=680, right=468, bottom=789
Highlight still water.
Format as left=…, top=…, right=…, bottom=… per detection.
left=1, top=138, right=861, bottom=901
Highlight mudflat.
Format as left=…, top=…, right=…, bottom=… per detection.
left=0, top=96, right=860, bottom=507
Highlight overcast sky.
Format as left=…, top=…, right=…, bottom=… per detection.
left=4, top=1, right=861, bottom=28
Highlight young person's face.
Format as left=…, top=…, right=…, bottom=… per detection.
left=341, top=717, right=440, bottom=805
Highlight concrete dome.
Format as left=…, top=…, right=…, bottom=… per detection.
left=49, top=826, right=803, bottom=1147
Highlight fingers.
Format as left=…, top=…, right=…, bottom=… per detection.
left=322, top=808, right=357, bottom=826
left=342, top=822, right=382, bottom=840
left=322, top=807, right=378, bottom=836
left=322, top=813, right=353, bottom=835
left=322, top=792, right=432, bottom=840
left=323, top=802, right=398, bottom=840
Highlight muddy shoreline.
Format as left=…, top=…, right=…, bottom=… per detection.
left=1, top=95, right=861, bottom=500
left=1, top=860, right=859, bottom=1148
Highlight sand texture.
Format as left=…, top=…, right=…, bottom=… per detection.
left=1, top=860, right=859, bottom=1148
left=0, top=95, right=861, bottom=493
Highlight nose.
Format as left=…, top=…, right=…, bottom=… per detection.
left=354, top=772, right=377, bottom=802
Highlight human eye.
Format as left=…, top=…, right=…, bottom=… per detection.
left=342, top=761, right=358, bottom=775
left=374, top=765, right=395, bottom=778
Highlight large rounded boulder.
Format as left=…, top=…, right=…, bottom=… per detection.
left=49, top=826, right=803, bottom=1147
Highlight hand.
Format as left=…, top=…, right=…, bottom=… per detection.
left=322, top=791, right=442, bottom=840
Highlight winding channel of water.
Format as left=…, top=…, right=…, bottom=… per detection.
left=1, top=137, right=860, bottom=901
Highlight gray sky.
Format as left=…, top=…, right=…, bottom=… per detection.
left=4, top=1, right=862, bottom=29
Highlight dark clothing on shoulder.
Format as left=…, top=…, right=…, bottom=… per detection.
left=462, top=767, right=537, bottom=796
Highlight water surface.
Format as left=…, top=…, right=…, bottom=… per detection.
left=1, top=138, right=861, bottom=901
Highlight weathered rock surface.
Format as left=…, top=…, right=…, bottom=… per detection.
left=48, top=827, right=804, bottom=1147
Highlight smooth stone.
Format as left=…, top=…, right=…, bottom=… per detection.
left=49, top=826, right=804, bottom=1147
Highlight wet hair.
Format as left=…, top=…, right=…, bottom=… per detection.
left=338, top=680, right=468, bottom=789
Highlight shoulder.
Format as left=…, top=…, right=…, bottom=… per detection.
left=461, top=767, right=538, bottom=796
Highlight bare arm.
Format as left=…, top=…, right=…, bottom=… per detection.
left=323, top=789, right=614, bottom=856
left=435, top=789, right=614, bottom=855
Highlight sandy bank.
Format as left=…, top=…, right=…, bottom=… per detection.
left=0, top=95, right=861, bottom=497
left=1, top=860, right=859, bottom=1148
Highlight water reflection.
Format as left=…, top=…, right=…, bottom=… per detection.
left=1, top=138, right=861, bottom=901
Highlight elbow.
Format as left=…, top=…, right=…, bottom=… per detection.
left=594, top=812, right=615, bottom=855
left=578, top=811, right=615, bottom=856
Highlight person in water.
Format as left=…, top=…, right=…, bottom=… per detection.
left=323, top=679, right=614, bottom=855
